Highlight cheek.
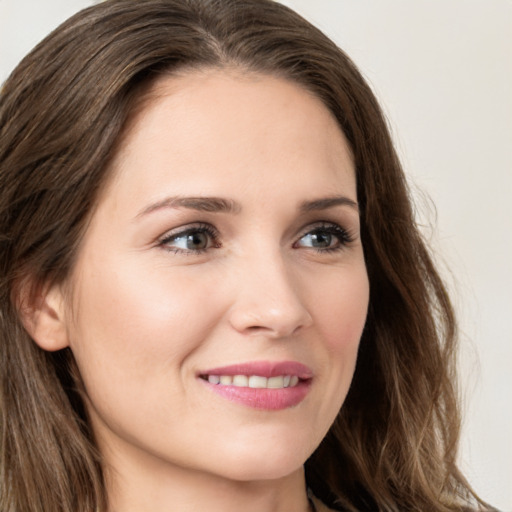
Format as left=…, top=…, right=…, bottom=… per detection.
left=300, top=263, right=369, bottom=438
left=311, top=262, right=368, bottom=399
left=313, top=264, right=369, bottom=355
left=67, top=257, right=227, bottom=381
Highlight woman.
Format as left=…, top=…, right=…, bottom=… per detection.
left=0, top=1, right=493, bottom=511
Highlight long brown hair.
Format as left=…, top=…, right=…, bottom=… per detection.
left=0, top=1, right=488, bottom=511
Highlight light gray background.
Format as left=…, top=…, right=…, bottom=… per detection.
left=1, top=1, right=510, bottom=510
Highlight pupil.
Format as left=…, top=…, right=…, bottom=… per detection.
left=188, top=232, right=207, bottom=249
left=312, top=232, right=331, bottom=247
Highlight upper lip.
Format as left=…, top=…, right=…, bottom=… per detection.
left=199, top=360, right=313, bottom=379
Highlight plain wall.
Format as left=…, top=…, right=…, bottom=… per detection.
left=1, top=1, right=511, bottom=510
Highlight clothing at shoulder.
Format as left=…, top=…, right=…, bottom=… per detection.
left=310, top=494, right=338, bottom=512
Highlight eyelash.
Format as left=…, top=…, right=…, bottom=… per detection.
left=158, top=221, right=354, bottom=255
left=295, top=222, right=355, bottom=253
left=159, top=223, right=220, bottom=254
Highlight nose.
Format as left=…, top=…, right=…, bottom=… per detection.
left=227, top=250, right=313, bottom=338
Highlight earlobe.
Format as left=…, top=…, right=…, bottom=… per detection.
left=17, top=281, right=70, bottom=352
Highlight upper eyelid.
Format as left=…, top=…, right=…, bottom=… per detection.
left=158, top=223, right=220, bottom=247
left=159, top=222, right=218, bottom=238
left=299, top=220, right=342, bottom=230
left=297, top=220, right=354, bottom=236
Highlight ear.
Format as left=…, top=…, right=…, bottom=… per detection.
left=16, top=280, right=70, bottom=352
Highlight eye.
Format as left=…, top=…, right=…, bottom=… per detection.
left=159, top=224, right=220, bottom=254
left=295, top=223, right=353, bottom=252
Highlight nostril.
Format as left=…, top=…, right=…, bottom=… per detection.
left=246, top=325, right=266, bottom=332
left=242, top=322, right=306, bottom=338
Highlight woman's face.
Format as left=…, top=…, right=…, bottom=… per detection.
left=62, top=70, right=369, bottom=482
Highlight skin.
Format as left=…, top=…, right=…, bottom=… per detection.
left=47, top=69, right=369, bottom=512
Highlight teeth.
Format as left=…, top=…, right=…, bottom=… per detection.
left=205, top=374, right=301, bottom=389
left=232, top=375, right=248, bottom=387
left=267, top=376, right=284, bottom=388
left=248, top=375, right=267, bottom=388
left=220, top=375, right=232, bottom=385
left=208, top=375, right=220, bottom=385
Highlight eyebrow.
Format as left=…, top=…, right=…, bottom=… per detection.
left=136, top=196, right=241, bottom=218
left=136, top=194, right=358, bottom=219
left=299, top=196, right=359, bottom=213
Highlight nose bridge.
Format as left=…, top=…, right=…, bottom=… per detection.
left=228, top=244, right=312, bottom=337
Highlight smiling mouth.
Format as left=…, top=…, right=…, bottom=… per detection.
left=200, top=374, right=301, bottom=389
left=198, top=361, right=313, bottom=410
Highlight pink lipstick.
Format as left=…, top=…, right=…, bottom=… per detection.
left=198, top=360, right=313, bottom=410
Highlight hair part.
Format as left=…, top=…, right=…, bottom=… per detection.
left=0, top=1, right=489, bottom=511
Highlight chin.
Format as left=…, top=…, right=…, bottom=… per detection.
left=206, top=436, right=313, bottom=482
left=217, top=460, right=305, bottom=483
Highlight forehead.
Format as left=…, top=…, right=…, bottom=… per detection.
left=100, top=68, right=355, bottom=209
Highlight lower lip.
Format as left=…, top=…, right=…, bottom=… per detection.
left=201, top=379, right=311, bottom=410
